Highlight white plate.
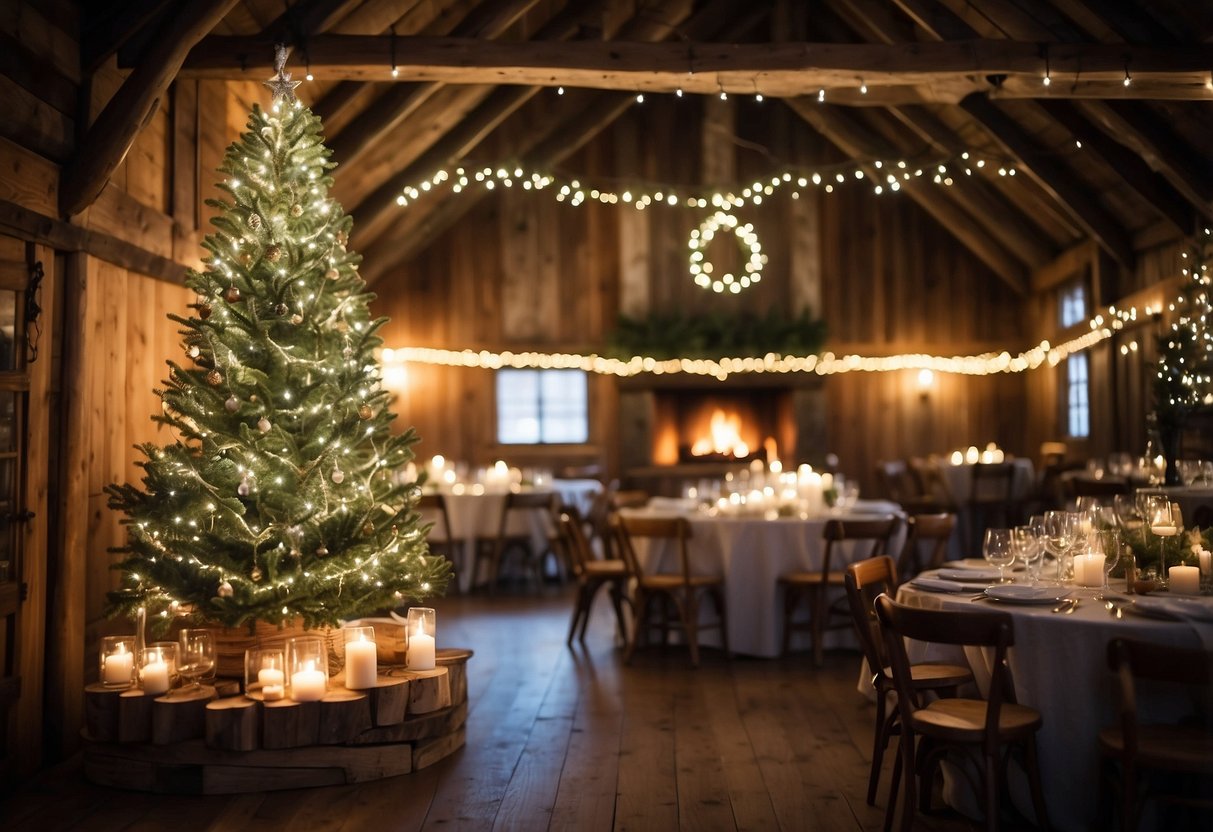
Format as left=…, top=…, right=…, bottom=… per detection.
left=910, top=577, right=974, bottom=594
left=984, top=585, right=1071, bottom=605
left=1131, top=595, right=1213, bottom=622
left=938, top=567, right=1003, bottom=582
left=943, top=559, right=993, bottom=570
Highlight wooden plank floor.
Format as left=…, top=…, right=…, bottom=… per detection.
left=3, top=590, right=974, bottom=831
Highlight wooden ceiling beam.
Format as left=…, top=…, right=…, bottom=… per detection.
left=81, top=0, right=173, bottom=75
left=173, top=35, right=1213, bottom=89
left=786, top=98, right=1028, bottom=293
left=882, top=106, right=1055, bottom=267
left=958, top=93, right=1132, bottom=267
left=1036, top=101, right=1195, bottom=233
left=327, top=0, right=546, bottom=169
left=60, top=0, right=240, bottom=217
left=260, top=0, right=366, bottom=39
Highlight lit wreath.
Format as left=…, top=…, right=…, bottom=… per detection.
left=688, top=210, right=766, bottom=294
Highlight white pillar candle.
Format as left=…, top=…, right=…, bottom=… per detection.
left=258, top=667, right=284, bottom=688
left=1169, top=565, right=1200, bottom=595
left=103, top=645, right=134, bottom=686
left=344, top=637, right=378, bottom=690
left=1151, top=523, right=1178, bottom=537
left=1073, top=553, right=1105, bottom=587
left=1199, top=549, right=1211, bottom=577
left=141, top=660, right=170, bottom=696
left=407, top=629, right=436, bottom=671
left=291, top=661, right=327, bottom=701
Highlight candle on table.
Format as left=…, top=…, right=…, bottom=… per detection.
left=291, top=660, right=327, bottom=701
left=1151, top=524, right=1178, bottom=537
left=258, top=666, right=286, bottom=701
left=103, top=643, right=134, bottom=686
left=344, top=635, right=378, bottom=690
left=1199, top=549, right=1211, bottom=577
left=141, top=660, right=170, bottom=695
left=1073, top=553, right=1105, bottom=587
left=1169, top=565, right=1200, bottom=595
left=261, top=684, right=285, bottom=701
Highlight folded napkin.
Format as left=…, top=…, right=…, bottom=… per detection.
left=909, top=576, right=973, bottom=594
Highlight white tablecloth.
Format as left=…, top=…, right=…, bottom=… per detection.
left=897, top=579, right=1208, bottom=831
left=622, top=500, right=904, bottom=657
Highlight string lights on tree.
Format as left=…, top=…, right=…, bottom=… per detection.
left=105, top=46, right=451, bottom=632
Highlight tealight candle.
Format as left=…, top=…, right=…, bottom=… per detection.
left=343, top=626, right=378, bottom=690
left=1073, top=553, right=1105, bottom=587
left=1169, top=565, right=1200, bottom=595
left=407, top=607, right=437, bottom=671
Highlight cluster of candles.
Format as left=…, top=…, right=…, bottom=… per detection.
left=406, top=455, right=554, bottom=495
left=100, top=608, right=439, bottom=701
left=949, top=442, right=1006, bottom=465
left=683, top=459, right=853, bottom=518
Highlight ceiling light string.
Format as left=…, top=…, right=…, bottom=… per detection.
left=1042, top=45, right=1051, bottom=87
left=389, top=28, right=398, bottom=77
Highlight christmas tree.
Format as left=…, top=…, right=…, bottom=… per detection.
left=1152, top=226, right=1213, bottom=483
left=106, top=48, right=451, bottom=632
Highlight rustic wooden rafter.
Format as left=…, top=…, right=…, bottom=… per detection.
left=958, top=93, right=1132, bottom=267
left=785, top=97, right=1028, bottom=294
left=60, top=0, right=240, bottom=218
left=262, top=0, right=365, bottom=41
left=170, top=35, right=1213, bottom=97
left=81, top=0, right=172, bottom=75
left=327, top=0, right=546, bottom=169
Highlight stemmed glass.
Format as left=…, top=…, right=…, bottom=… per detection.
left=1012, top=525, right=1044, bottom=585
left=1145, top=496, right=1182, bottom=585
left=1043, top=511, right=1075, bottom=584
left=178, top=629, right=216, bottom=692
left=983, top=528, right=1015, bottom=584
left=1091, top=528, right=1122, bottom=601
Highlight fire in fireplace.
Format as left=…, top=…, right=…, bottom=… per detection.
left=690, top=409, right=751, bottom=458
left=651, top=389, right=793, bottom=465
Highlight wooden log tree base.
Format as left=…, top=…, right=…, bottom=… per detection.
left=81, top=650, right=473, bottom=794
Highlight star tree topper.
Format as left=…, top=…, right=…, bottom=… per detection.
left=264, top=43, right=302, bottom=103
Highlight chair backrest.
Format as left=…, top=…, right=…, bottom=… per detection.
left=909, top=457, right=951, bottom=503
left=609, top=489, right=650, bottom=510
left=557, top=511, right=591, bottom=577
left=821, top=517, right=902, bottom=578
left=498, top=489, right=557, bottom=532
left=615, top=514, right=693, bottom=582
left=875, top=460, right=918, bottom=503
left=896, top=513, right=956, bottom=580
left=875, top=594, right=1016, bottom=751
left=416, top=493, right=454, bottom=545
left=970, top=462, right=1016, bottom=502
left=844, top=556, right=898, bottom=678
left=1106, top=637, right=1213, bottom=752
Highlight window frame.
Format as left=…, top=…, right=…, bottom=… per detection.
left=494, top=368, right=590, bottom=446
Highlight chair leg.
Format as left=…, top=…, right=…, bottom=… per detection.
left=868, top=685, right=889, bottom=805
left=1122, top=758, right=1137, bottom=832
left=898, top=732, right=917, bottom=832
left=884, top=738, right=902, bottom=832
left=1024, top=736, right=1051, bottom=831
left=983, top=752, right=1001, bottom=832
left=608, top=582, right=628, bottom=645
left=680, top=590, right=700, bottom=667
left=809, top=587, right=825, bottom=667
left=566, top=584, right=588, bottom=646
left=579, top=581, right=601, bottom=643
left=624, top=589, right=647, bottom=664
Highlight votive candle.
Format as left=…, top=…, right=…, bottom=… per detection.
left=291, top=660, right=327, bottom=701
left=407, top=607, right=436, bottom=671
left=343, top=626, right=378, bottom=690
left=1169, top=565, right=1200, bottom=595
left=1073, top=553, right=1105, bottom=587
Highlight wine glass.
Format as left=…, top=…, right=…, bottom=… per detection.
left=1145, top=496, right=1181, bottom=585
left=983, top=528, right=1015, bottom=584
left=1091, top=528, right=1121, bottom=601
left=1043, top=510, right=1074, bottom=584
left=178, top=629, right=215, bottom=692
left=1012, top=525, right=1044, bottom=585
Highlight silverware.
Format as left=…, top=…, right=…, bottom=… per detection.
left=1052, top=597, right=1076, bottom=614
left=1064, top=598, right=1080, bottom=614
left=1105, top=600, right=1124, bottom=619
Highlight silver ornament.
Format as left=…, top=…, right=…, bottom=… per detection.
left=258, top=417, right=271, bottom=433
left=237, top=478, right=251, bottom=497
left=331, top=467, right=345, bottom=484
left=316, top=546, right=329, bottom=558
left=224, top=395, right=239, bottom=413
left=247, top=213, right=262, bottom=229
left=188, top=345, right=200, bottom=359
left=218, top=580, right=233, bottom=598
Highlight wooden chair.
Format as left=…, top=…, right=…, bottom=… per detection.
left=609, top=489, right=650, bottom=510
left=474, top=491, right=557, bottom=593
left=557, top=511, right=629, bottom=646
left=967, top=462, right=1020, bottom=552
left=874, top=595, right=1050, bottom=832
left=877, top=460, right=947, bottom=513
left=417, top=493, right=460, bottom=592
left=1098, top=638, right=1213, bottom=831
left=779, top=516, right=901, bottom=665
left=844, top=556, right=972, bottom=806
left=895, top=513, right=957, bottom=582
left=613, top=515, right=729, bottom=667
left=1070, top=476, right=1130, bottom=500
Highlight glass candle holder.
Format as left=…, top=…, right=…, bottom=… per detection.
left=140, top=643, right=178, bottom=696
left=406, top=607, right=436, bottom=671
left=343, top=626, right=378, bottom=690
left=100, top=635, right=137, bottom=689
left=287, top=636, right=328, bottom=701
left=244, top=647, right=286, bottom=701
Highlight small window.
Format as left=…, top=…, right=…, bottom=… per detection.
left=1059, top=281, right=1087, bottom=328
left=496, top=369, right=588, bottom=444
left=1066, top=353, right=1090, bottom=438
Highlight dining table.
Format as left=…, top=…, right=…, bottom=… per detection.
left=897, top=573, right=1211, bottom=832
left=619, top=499, right=904, bottom=658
